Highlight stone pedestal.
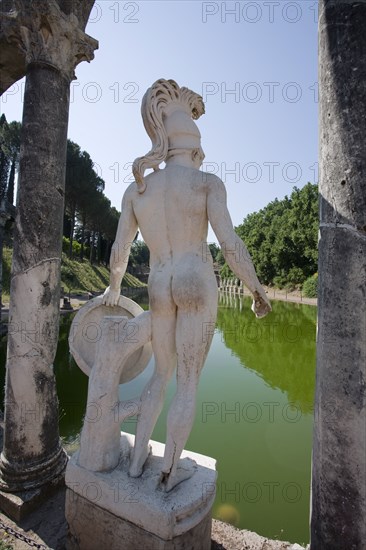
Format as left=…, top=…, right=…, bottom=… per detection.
left=65, top=432, right=217, bottom=550
left=0, top=471, right=64, bottom=522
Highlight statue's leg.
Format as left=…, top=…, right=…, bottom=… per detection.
left=160, top=301, right=217, bottom=492
left=129, top=311, right=177, bottom=477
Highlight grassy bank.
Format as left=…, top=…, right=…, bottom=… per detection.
left=1, top=248, right=146, bottom=298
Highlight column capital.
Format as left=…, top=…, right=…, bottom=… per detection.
left=1, top=0, right=98, bottom=86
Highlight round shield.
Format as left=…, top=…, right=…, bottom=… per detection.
left=69, top=295, right=152, bottom=384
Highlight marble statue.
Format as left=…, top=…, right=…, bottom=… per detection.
left=102, top=79, right=271, bottom=492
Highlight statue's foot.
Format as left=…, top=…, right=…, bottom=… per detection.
left=159, top=457, right=197, bottom=492
left=129, top=444, right=152, bottom=478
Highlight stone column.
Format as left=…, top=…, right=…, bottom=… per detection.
left=0, top=0, right=97, bottom=505
left=311, top=1, right=366, bottom=548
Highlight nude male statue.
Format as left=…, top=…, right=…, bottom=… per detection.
left=103, top=79, right=271, bottom=492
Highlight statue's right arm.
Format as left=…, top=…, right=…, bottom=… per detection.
left=207, top=175, right=271, bottom=318
left=102, top=188, right=138, bottom=306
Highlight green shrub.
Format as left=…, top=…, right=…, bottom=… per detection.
left=1, top=247, right=12, bottom=293
left=302, top=273, right=318, bottom=298
left=62, top=237, right=81, bottom=256
left=272, top=274, right=286, bottom=289
left=287, top=267, right=306, bottom=286
left=220, top=263, right=233, bottom=278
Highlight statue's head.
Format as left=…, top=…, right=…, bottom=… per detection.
left=132, top=79, right=205, bottom=193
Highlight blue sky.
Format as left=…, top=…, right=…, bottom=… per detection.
left=0, top=1, right=318, bottom=243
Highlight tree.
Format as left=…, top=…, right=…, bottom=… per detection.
left=0, top=116, right=18, bottom=331
left=64, top=138, right=124, bottom=265
left=3, top=120, right=21, bottom=205
left=86, top=190, right=110, bottom=264
left=101, top=206, right=120, bottom=264
left=64, top=140, right=82, bottom=257
left=208, top=242, right=220, bottom=262
left=0, top=115, right=10, bottom=202
left=75, top=166, right=105, bottom=261
left=233, top=183, right=318, bottom=288
left=129, top=240, right=150, bottom=268
left=64, top=142, right=105, bottom=259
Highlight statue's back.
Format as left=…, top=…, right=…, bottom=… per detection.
left=132, top=164, right=211, bottom=261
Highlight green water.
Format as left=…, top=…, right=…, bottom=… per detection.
left=0, top=292, right=316, bottom=545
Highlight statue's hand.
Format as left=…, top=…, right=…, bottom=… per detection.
left=251, top=291, right=271, bottom=319
left=102, top=286, right=120, bottom=307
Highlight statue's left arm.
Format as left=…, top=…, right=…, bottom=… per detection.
left=103, top=188, right=138, bottom=306
left=207, top=174, right=271, bottom=318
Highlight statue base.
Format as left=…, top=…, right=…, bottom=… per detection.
left=65, top=432, right=217, bottom=550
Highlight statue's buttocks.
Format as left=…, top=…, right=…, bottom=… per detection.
left=171, top=256, right=217, bottom=310
left=148, top=252, right=216, bottom=313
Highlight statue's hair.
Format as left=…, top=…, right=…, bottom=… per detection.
left=132, top=79, right=205, bottom=193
